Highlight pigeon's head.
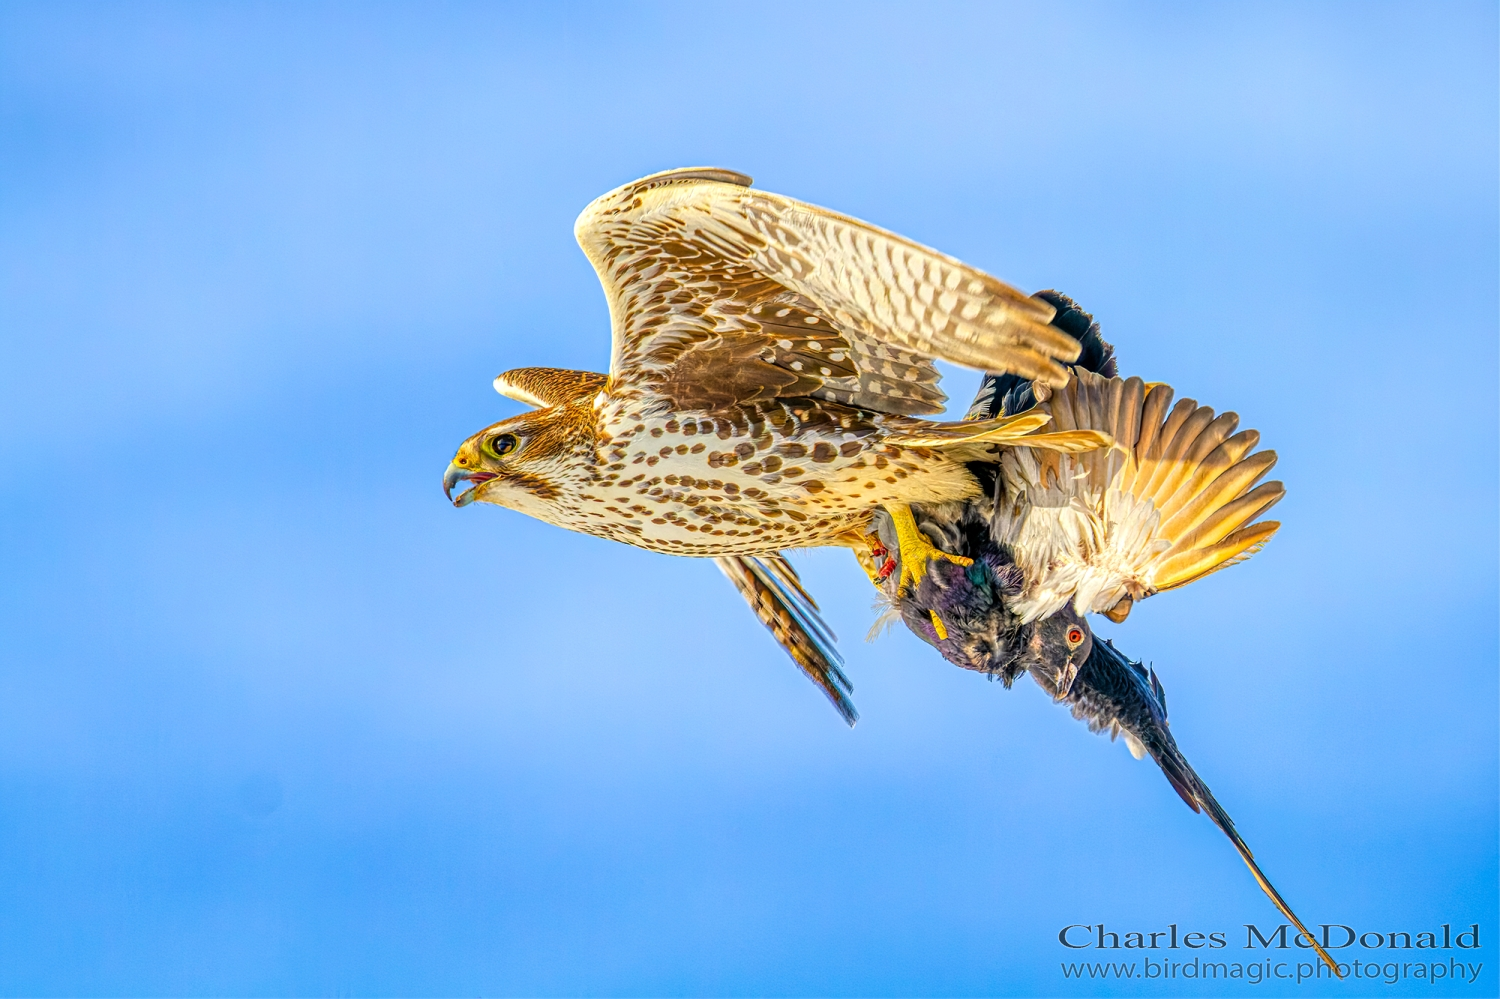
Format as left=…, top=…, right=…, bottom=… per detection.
left=1020, top=606, right=1095, bottom=700
left=443, top=402, right=593, bottom=521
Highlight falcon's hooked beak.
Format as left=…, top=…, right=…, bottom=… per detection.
left=443, top=462, right=496, bottom=507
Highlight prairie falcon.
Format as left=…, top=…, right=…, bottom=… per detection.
left=444, top=168, right=1109, bottom=722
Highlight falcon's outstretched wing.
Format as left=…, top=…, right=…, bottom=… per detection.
left=573, top=167, right=1083, bottom=417
left=994, top=369, right=1284, bottom=624
left=715, top=554, right=857, bottom=725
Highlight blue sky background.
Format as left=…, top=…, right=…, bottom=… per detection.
left=0, top=2, right=1495, bottom=996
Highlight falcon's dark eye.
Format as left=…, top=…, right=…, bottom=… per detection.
left=489, top=433, right=518, bottom=458
left=1066, top=626, right=1085, bottom=647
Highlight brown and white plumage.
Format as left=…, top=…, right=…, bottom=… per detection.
left=446, top=168, right=1111, bottom=721
left=575, top=167, right=1086, bottom=418
left=493, top=367, right=606, bottom=408
left=991, top=369, right=1285, bottom=625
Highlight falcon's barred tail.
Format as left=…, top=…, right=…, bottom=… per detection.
left=715, top=555, right=858, bottom=726
left=1064, top=639, right=1342, bottom=979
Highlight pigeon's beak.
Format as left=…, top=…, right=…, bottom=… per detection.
left=444, top=463, right=496, bottom=507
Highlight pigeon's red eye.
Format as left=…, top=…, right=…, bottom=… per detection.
left=1066, top=627, right=1085, bottom=646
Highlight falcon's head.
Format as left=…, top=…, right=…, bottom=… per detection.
left=443, top=405, right=589, bottom=519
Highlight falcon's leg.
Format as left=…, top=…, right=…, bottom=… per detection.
left=837, top=529, right=892, bottom=588
left=883, top=503, right=973, bottom=595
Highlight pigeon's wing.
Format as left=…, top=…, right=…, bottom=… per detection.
left=715, top=554, right=857, bottom=726
left=994, top=369, right=1284, bottom=624
left=573, top=167, right=1083, bottom=418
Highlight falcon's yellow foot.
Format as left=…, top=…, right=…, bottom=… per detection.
left=884, top=503, right=972, bottom=595
left=929, top=610, right=949, bottom=641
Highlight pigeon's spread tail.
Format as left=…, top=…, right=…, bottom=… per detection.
left=889, top=290, right=1336, bottom=976
left=984, top=368, right=1285, bottom=624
